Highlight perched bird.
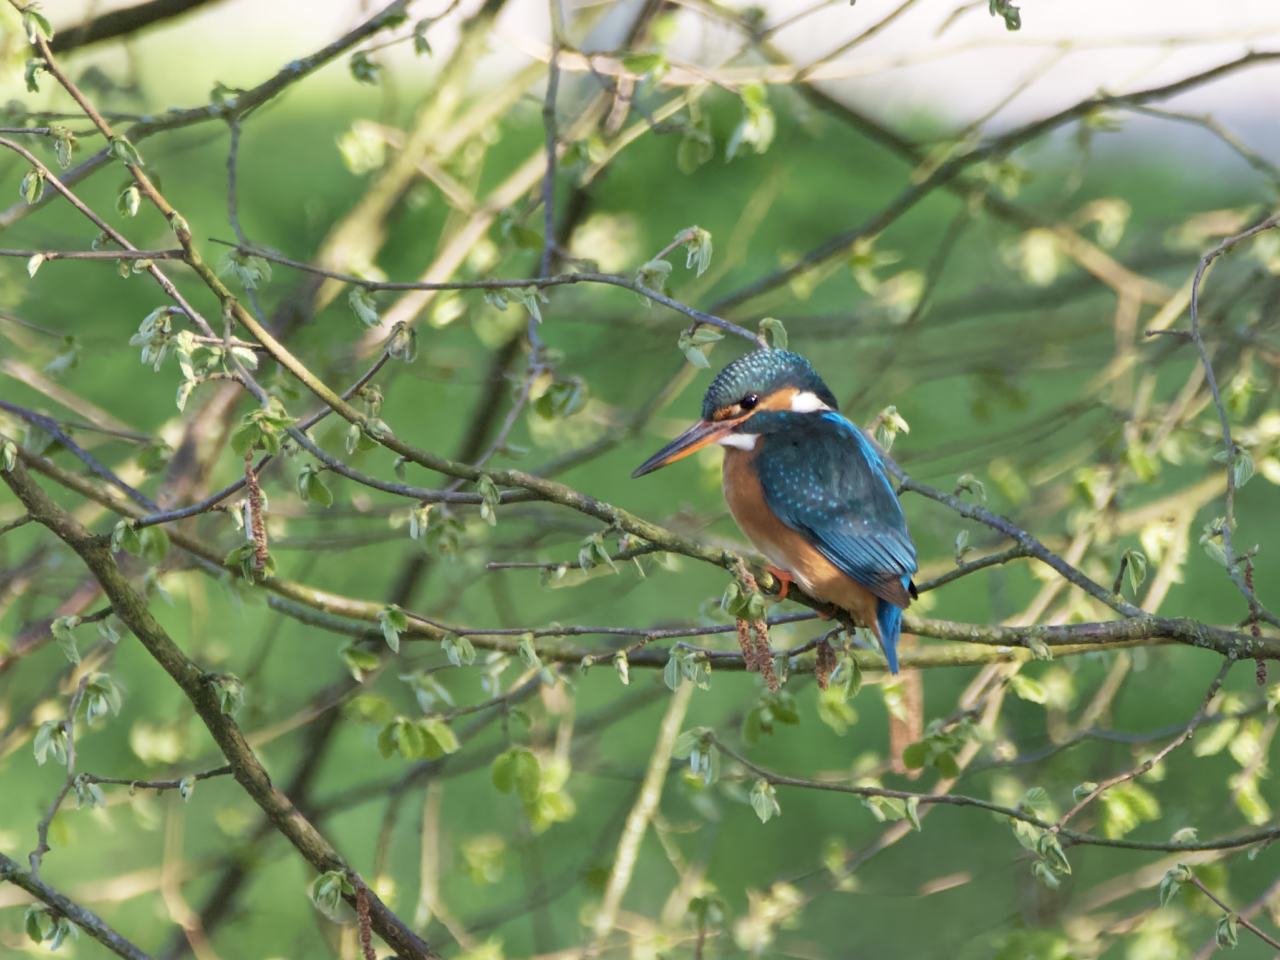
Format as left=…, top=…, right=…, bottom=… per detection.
left=632, top=350, right=917, bottom=672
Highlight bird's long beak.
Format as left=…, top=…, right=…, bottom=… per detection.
left=632, top=420, right=737, bottom=478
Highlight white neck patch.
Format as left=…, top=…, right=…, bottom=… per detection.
left=716, top=433, right=759, bottom=451
left=790, top=391, right=832, bottom=413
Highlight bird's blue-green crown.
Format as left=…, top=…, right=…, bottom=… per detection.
left=702, top=350, right=838, bottom=418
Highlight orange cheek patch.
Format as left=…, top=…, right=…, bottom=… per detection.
left=760, top=388, right=799, bottom=412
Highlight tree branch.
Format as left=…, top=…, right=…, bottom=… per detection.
left=0, top=852, right=152, bottom=960
left=0, top=458, right=439, bottom=960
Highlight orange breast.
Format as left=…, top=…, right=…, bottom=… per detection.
left=721, top=446, right=882, bottom=637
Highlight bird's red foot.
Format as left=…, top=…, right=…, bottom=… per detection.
left=764, top=566, right=794, bottom=600
left=816, top=609, right=834, bottom=622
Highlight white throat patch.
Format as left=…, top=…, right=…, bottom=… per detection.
left=790, top=391, right=832, bottom=413
left=716, top=433, right=760, bottom=451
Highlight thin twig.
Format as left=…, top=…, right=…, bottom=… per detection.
left=0, top=852, right=152, bottom=960
left=30, top=675, right=91, bottom=882
left=1177, top=211, right=1280, bottom=626
left=206, top=239, right=763, bottom=344
left=0, top=399, right=157, bottom=511
left=1186, top=872, right=1280, bottom=951
left=0, top=248, right=183, bottom=260
left=79, top=766, right=233, bottom=791
left=1053, top=658, right=1233, bottom=832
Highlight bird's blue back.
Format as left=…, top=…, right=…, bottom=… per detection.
left=747, top=410, right=917, bottom=670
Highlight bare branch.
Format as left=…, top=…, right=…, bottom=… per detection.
left=0, top=852, right=152, bottom=960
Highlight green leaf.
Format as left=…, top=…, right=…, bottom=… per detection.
left=1022, top=787, right=1050, bottom=810
left=137, top=440, right=173, bottom=474
left=1159, top=865, right=1190, bottom=908
left=988, top=0, right=1021, bottom=30
left=179, top=775, right=196, bottom=803
left=47, top=915, right=77, bottom=952
left=397, top=718, right=426, bottom=758
left=212, top=674, right=244, bottom=714
left=933, top=751, right=960, bottom=779
left=20, top=166, right=44, bottom=204
left=1072, top=781, right=1099, bottom=802
left=140, top=525, right=169, bottom=562
left=84, top=672, right=123, bottom=722
left=50, top=126, right=76, bottom=168
left=376, top=721, right=397, bottom=759
left=680, top=226, right=713, bottom=276
left=33, top=719, right=67, bottom=766
left=117, top=182, right=140, bottom=218
left=216, top=249, right=272, bottom=290
left=339, top=641, right=381, bottom=682
left=230, top=402, right=295, bottom=456
left=622, top=53, right=668, bottom=78
left=492, top=748, right=516, bottom=793
left=72, top=776, right=103, bottom=810
left=308, top=870, right=355, bottom=919
left=297, top=466, right=333, bottom=507
left=443, top=633, right=476, bottom=667
left=477, top=474, right=502, bottom=526
left=387, top=322, right=417, bottom=362
left=676, top=112, right=714, bottom=174
left=1122, top=548, right=1149, bottom=593
left=1009, top=674, right=1047, bottom=704
left=874, top=406, right=910, bottom=453
left=25, top=905, right=48, bottom=944
left=1235, top=448, right=1255, bottom=488
left=677, top=324, right=723, bottom=368
left=750, top=778, right=780, bottom=823
left=23, top=7, right=54, bottom=44
left=533, top=378, right=587, bottom=420
left=955, top=473, right=987, bottom=500
left=1026, top=633, right=1052, bottom=661
left=108, top=136, right=143, bottom=167
left=613, top=650, right=630, bottom=685
left=492, top=747, right=540, bottom=800
left=413, top=19, right=433, bottom=55
left=726, top=84, right=775, bottom=160
left=905, top=796, right=922, bottom=831
left=422, top=718, right=459, bottom=755
left=507, top=224, right=543, bottom=250
left=901, top=741, right=927, bottom=770
left=25, top=58, right=45, bottom=93
left=27, top=253, right=43, bottom=277
left=758, top=317, right=788, bottom=350
left=51, top=616, right=81, bottom=664
left=1215, top=913, right=1239, bottom=949
left=636, top=258, right=674, bottom=301
left=349, top=286, right=381, bottom=327
left=378, top=606, right=408, bottom=653
left=1035, top=831, right=1071, bottom=875
left=349, top=50, right=380, bottom=84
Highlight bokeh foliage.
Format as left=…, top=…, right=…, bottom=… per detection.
left=2, top=2, right=1280, bottom=959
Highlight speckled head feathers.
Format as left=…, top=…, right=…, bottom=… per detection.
left=702, top=350, right=838, bottom=419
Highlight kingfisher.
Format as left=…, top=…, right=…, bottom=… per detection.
left=632, top=349, right=917, bottom=673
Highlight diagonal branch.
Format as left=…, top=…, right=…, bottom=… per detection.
left=587, top=682, right=692, bottom=955
left=0, top=458, right=440, bottom=960
left=0, top=852, right=152, bottom=960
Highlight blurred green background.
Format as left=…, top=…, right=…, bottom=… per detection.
left=3, top=10, right=1280, bottom=958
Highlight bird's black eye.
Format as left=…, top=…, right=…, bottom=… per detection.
left=739, top=394, right=759, bottom=411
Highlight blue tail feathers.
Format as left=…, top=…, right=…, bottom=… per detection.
left=876, top=599, right=902, bottom=673
left=875, top=574, right=913, bottom=674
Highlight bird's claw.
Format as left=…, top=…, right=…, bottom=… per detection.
left=764, top=565, right=793, bottom=601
